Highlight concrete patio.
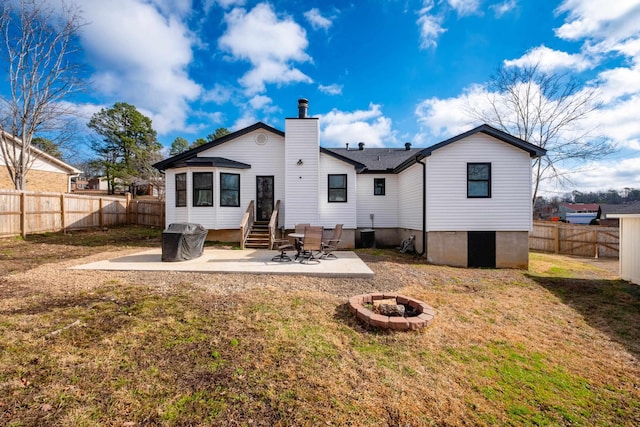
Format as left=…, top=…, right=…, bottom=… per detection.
left=70, top=248, right=374, bottom=279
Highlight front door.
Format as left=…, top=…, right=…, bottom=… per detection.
left=256, top=176, right=274, bottom=221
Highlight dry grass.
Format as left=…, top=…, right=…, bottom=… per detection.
left=0, top=228, right=638, bottom=426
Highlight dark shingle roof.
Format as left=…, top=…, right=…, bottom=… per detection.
left=322, top=147, right=423, bottom=172
left=178, top=157, right=251, bottom=169
left=600, top=201, right=640, bottom=217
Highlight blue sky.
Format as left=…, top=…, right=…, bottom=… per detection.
left=42, top=1, right=640, bottom=195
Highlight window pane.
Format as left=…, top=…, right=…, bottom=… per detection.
left=329, top=189, right=347, bottom=202
left=220, top=173, right=240, bottom=207
left=468, top=181, right=489, bottom=197
left=193, top=172, right=213, bottom=207
left=328, top=174, right=346, bottom=188
left=221, top=173, right=239, bottom=190
left=176, top=173, right=186, bottom=190
left=193, top=172, right=212, bottom=189
left=374, top=178, right=385, bottom=195
left=328, top=174, right=347, bottom=203
left=468, top=164, right=489, bottom=180
left=175, top=173, right=186, bottom=207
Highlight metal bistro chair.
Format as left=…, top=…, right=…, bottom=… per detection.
left=321, top=224, right=343, bottom=259
left=271, top=227, right=294, bottom=262
left=300, top=226, right=323, bottom=264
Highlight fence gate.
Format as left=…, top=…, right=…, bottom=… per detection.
left=529, top=221, right=619, bottom=258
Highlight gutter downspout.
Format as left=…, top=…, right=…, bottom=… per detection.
left=415, top=155, right=426, bottom=256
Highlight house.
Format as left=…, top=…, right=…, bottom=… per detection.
left=0, top=129, right=81, bottom=193
left=608, top=213, right=640, bottom=285
left=153, top=99, right=546, bottom=268
left=559, top=203, right=599, bottom=223
left=598, top=201, right=640, bottom=227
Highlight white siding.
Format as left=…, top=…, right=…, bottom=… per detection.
left=426, top=134, right=532, bottom=231
left=398, top=163, right=424, bottom=230
left=190, top=129, right=286, bottom=229
left=319, top=153, right=357, bottom=228
left=284, top=118, right=320, bottom=228
left=164, top=168, right=192, bottom=227
left=616, top=215, right=640, bottom=285
left=356, top=174, right=399, bottom=228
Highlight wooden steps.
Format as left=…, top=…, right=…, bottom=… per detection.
left=244, top=221, right=271, bottom=249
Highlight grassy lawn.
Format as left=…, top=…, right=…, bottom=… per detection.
left=0, top=227, right=638, bottom=426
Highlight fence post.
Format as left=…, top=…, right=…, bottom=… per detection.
left=99, top=198, right=104, bottom=228
left=125, top=192, right=132, bottom=225
left=20, top=191, right=27, bottom=238
left=595, top=228, right=599, bottom=258
left=60, top=194, right=66, bottom=233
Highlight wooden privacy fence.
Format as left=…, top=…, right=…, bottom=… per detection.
left=530, top=220, right=619, bottom=258
left=0, top=190, right=165, bottom=238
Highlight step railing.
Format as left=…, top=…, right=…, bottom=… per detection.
left=268, top=200, right=281, bottom=249
left=239, top=200, right=255, bottom=249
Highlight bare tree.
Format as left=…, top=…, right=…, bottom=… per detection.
left=0, top=0, right=85, bottom=190
left=468, top=62, right=614, bottom=203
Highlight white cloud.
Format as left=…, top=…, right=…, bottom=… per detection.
left=79, top=0, right=201, bottom=134
left=504, top=45, right=593, bottom=72
left=318, top=84, right=343, bottom=95
left=416, top=2, right=446, bottom=49
left=447, top=0, right=481, bottom=16
left=319, top=104, right=395, bottom=148
left=210, top=0, right=246, bottom=9
left=202, top=83, right=233, bottom=104
left=218, top=3, right=313, bottom=95
left=555, top=0, right=640, bottom=44
left=414, top=84, right=488, bottom=139
left=304, top=8, right=333, bottom=31
left=232, top=111, right=258, bottom=130
left=597, top=64, right=640, bottom=103
left=490, top=0, right=518, bottom=18
left=592, top=94, right=640, bottom=149
left=249, top=95, right=272, bottom=110
left=549, top=156, right=640, bottom=194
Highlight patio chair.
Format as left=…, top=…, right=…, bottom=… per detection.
left=271, top=241, right=294, bottom=262
left=299, top=226, right=323, bottom=264
left=321, top=224, right=343, bottom=259
left=295, top=223, right=310, bottom=233
left=291, top=223, right=310, bottom=260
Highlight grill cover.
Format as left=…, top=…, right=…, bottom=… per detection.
left=161, top=223, right=208, bottom=262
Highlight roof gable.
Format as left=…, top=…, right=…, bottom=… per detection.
left=1, top=129, right=81, bottom=174
left=153, top=122, right=283, bottom=171
left=420, top=124, right=547, bottom=158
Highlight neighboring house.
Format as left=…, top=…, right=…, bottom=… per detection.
left=0, top=129, right=81, bottom=193
left=559, top=203, right=599, bottom=223
left=599, top=201, right=640, bottom=227
left=608, top=213, right=640, bottom=285
left=153, top=99, right=546, bottom=268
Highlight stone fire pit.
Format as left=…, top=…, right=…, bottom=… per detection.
left=348, top=293, right=435, bottom=331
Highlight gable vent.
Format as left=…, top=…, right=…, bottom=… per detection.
left=255, top=133, right=268, bottom=145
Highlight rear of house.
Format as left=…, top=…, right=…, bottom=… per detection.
left=154, top=99, right=545, bottom=268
